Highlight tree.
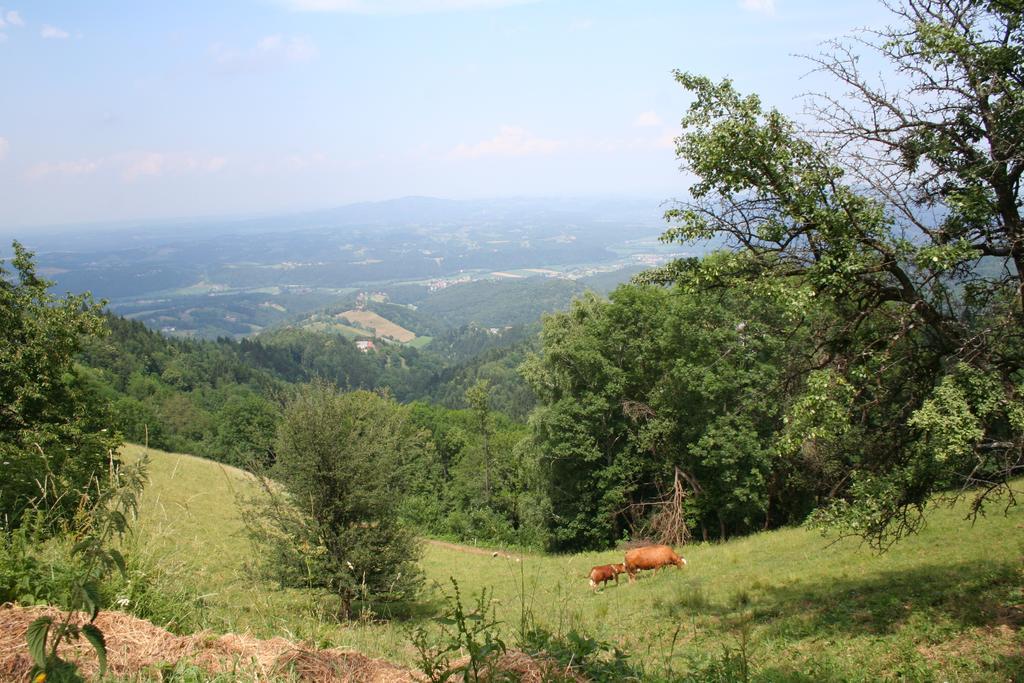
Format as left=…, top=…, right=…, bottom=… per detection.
left=244, top=381, right=425, bottom=617
left=1, top=242, right=120, bottom=530
left=209, top=392, right=279, bottom=468
left=465, top=380, right=493, bottom=503
left=648, top=0, right=1023, bottom=547
left=524, top=282, right=807, bottom=550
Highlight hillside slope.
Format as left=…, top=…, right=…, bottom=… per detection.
left=126, top=444, right=1023, bottom=680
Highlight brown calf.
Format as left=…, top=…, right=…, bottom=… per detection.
left=588, top=563, right=625, bottom=591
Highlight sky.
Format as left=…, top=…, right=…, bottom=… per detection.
left=0, top=0, right=895, bottom=229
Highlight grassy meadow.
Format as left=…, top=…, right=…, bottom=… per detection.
left=122, top=444, right=1023, bottom=681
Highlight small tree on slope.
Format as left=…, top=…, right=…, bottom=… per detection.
left=244, top=381, right=425, bottom=617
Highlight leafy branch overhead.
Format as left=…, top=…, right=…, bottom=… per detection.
left=646, top=0, right=1023, bottom=547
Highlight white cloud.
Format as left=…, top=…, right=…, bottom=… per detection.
left=739, top=0, right=776, bottom=15
left=568, top=18, right=592, bottom=32
left=633, top=111, right=662, bottom=128
left=0, top=33, right=6, bottom=43
left=122, top=152, right=164, bottom=180
left=449, top=126, right=565, bottom=160
left=210, top=35, right=317, bottom=73
left=121, top=152, right=228, bottom=180
left=285, top=152, right=328, bottom=170
left=0, top=137, right=8, bottom=160
left=279, top=0, right=537, bottom=13
left=41, top=24, right=70, bottom=39
left=5, top=10, right=24, bottom=27
left=205, top=156, right=228, bottom=173
left=27, top=158, right=101, bottom=180
left=26, top=152, right=228, bottom=181
left=257, top=34, right=316, bottom=61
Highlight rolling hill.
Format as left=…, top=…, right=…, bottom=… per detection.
left=123, top=443, right=1024, bottom=680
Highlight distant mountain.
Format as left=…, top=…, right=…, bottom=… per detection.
left=2, top=196, right=667, bottom=255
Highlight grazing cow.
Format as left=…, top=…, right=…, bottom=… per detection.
left=624, top=545, right=687, bottom=583
left=588, top=563, right=626, bottom=591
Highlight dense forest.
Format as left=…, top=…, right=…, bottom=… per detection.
left=72, top=309, right=544, bottom=546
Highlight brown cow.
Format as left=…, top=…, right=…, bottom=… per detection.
left=624, top=545, right=687, bottom=583
left=588, top=563, right=625, bottom=591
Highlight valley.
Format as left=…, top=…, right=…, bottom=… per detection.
left=2, top=197, right=693, bottom=340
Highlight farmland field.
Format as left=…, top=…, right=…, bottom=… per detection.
left=123, top=444, right=1024, bottom=681
left=337, top=310, right=417, bottom=342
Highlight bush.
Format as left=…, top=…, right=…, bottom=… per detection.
left=243, top=381, right=426, bottom=617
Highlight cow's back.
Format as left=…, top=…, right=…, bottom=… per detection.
left=625, top=544, right=680, bottom=570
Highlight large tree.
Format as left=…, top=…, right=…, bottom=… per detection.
left=649, top=0, right=1023, bottom=546
left=1, top=243, right=119, bottom=530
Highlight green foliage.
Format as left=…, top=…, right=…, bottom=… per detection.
left=524, top=281, right=808, bottom=550
left=100, top=533, right=209, bottom=634
left=649, top=0, right=1024, bottom=546
left=411, top=579, right=508, bottom=683
left=242, top=381, right=425, bottom=617
left=1, top=242, right=121, bottom=531
left=428, top=334, right=538, bottom=421
left=24, top=455, right=148, bottom=682
left=518, top=627, right=640, bottom=682
left=405, top=401, right=548, bottom=549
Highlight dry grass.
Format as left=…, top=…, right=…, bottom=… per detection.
left=337, top=311, right=416, bottom=343
left=0, top=604, right=417, bottom=682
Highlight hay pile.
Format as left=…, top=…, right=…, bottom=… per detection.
left=0, top=604, right=587, bottom=682
left=480, top=650, right=588, bottom=683
left=0, top=604, right=415, bottom=682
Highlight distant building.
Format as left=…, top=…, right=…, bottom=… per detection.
left=355, top=340, right=376, bottom=353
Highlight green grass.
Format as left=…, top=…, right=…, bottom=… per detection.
left=123, top=444, right=1024, bottom=681
left=405, top=335, right=433, bottom=349
left=300, top=320, right=373, bottom=339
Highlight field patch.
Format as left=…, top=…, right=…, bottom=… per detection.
left=337, top=309, right=416, bottom=342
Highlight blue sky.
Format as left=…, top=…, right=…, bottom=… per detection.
left=0, top=1, right=893, bottom=228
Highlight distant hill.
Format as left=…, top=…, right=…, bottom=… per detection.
left=409, top=278, right=586, bottom=329
left=3, top=196, right=688, bottom=340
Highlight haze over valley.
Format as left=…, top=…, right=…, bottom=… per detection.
left=2, top=196, right=692, bottom=338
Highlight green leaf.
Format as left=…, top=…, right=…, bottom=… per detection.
left=82, top=581, right=102, bottom=620
left=108, top=510, right=128, bottom=533
left=71, top=538, right=93, bottom=557
left=25, top=616, right=52, bottom=668
left=108, top=548, right=127, bottom=577
left=81, top=624, right=107, bottom=677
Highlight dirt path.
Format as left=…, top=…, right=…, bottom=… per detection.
left=424, top=539, right=522, bottom=561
